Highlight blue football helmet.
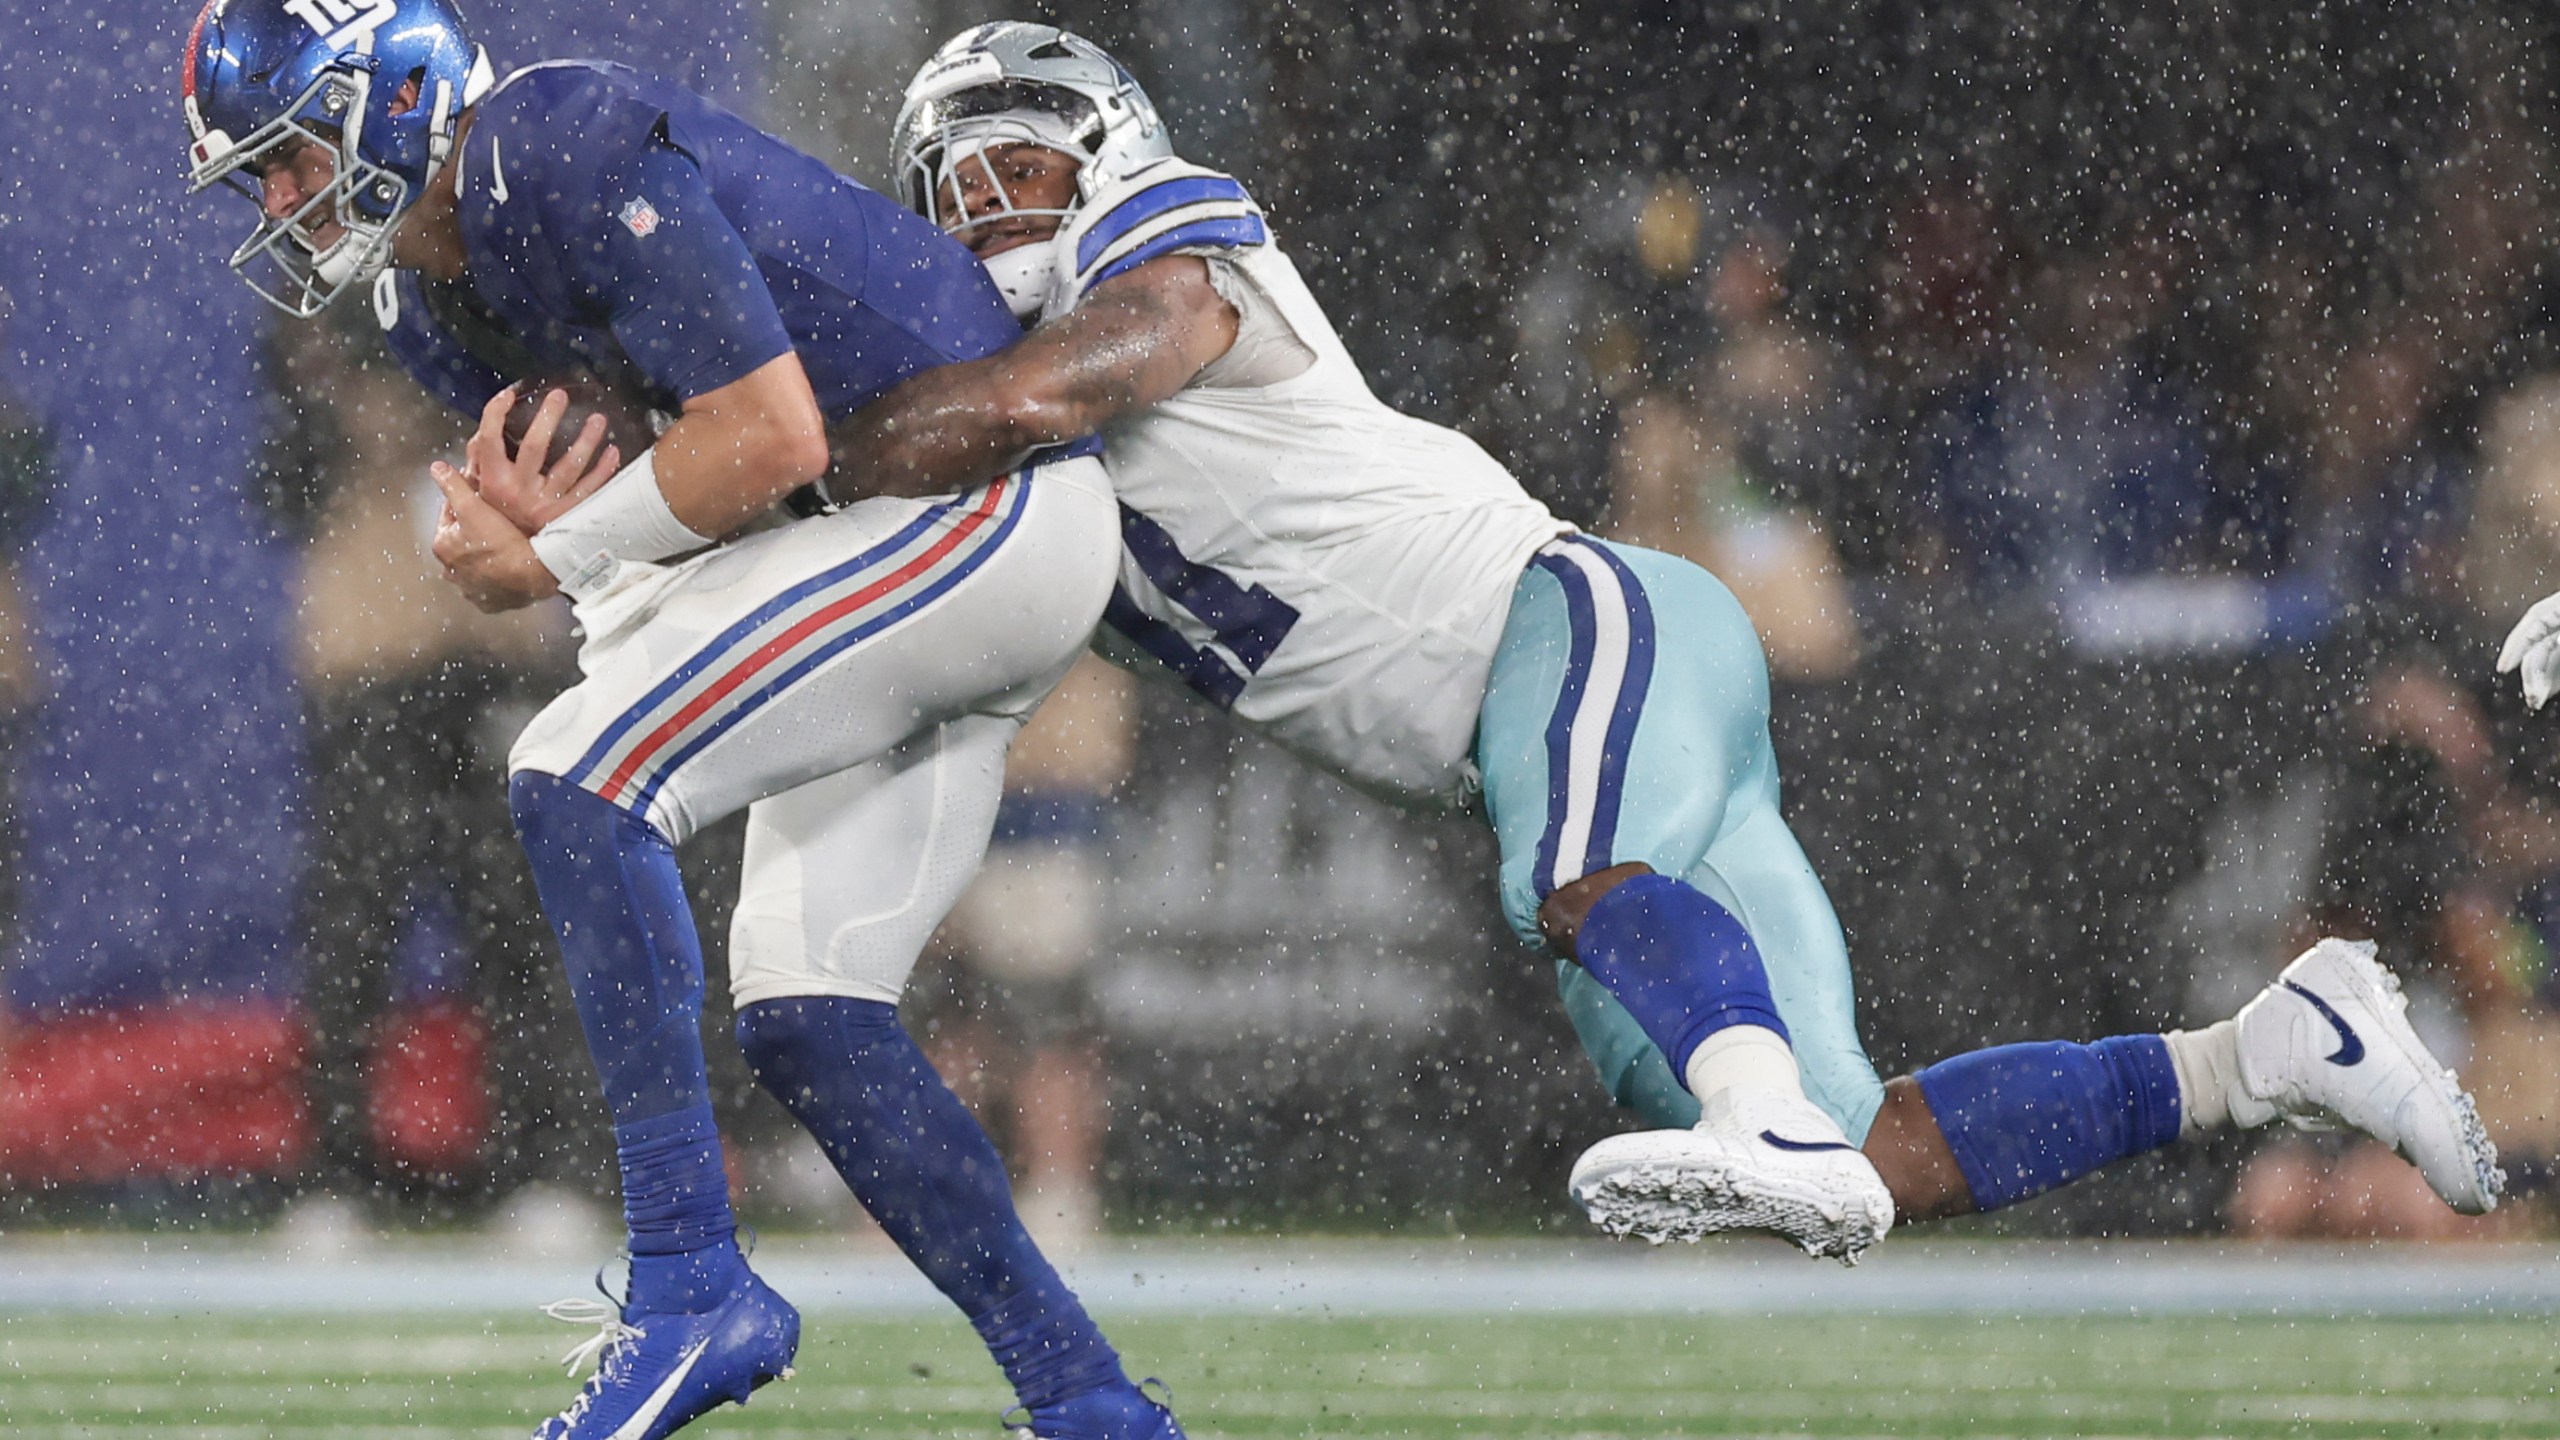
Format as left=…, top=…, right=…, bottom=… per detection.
left=183, top=0, right=494, bottom=316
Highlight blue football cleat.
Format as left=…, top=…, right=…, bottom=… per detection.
left=1011, top=1378, right=1187, bottom=1440
left=532, top=1270, right=800, bottom=1440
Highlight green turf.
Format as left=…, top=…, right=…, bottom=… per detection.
left=2, top=1310, right=2554, bottom=1438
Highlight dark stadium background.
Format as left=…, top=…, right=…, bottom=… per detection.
left=3, top=0, right=2556, bottom=1243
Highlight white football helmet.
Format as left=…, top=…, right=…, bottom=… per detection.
left=891, top=23, right=1174, bottom=316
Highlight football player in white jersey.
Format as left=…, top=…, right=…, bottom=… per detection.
left=815, top=22, right=2505, bottom=1259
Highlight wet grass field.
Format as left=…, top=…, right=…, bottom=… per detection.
left=3, top=1310, right=2554, bottom=1438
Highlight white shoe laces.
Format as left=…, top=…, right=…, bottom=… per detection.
left=532, top=1238, right=756, bottom=1432
left=545, top=1296, right=647, bottom=1375
left=540, top=1296, right=648, bottom=1430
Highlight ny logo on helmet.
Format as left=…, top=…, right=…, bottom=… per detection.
left=280, top=0, right=397, bottom=47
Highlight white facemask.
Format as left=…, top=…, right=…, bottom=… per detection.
left=980, top=236, right=1060, bottom=322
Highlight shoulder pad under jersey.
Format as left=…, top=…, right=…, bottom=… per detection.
left=1052, top=159, right=1269, bottom=311
left=457, top=62, right=669, bottom=236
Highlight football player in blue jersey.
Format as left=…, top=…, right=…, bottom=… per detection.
left=816, top=23, right=2506, bottom=1258
left=182, top=4, right=1181, bottom=1438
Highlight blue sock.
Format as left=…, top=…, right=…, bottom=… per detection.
left=1554, top=960, right=1701, bottom=1128
left=736, top=996, right=1126, bottom=1410
left=1572, top=873, right=1787, bottom=1082
left=1913, top=1037, right=2184, bottom=1211
left=510, top=771, right=742, bottom=1314
left=613, top=1105, right=745, bottom=1311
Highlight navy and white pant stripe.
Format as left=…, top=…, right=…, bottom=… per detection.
left=1530, top=536, right=1658, bottom=898
left=561, top=476, right=1031, bottom=818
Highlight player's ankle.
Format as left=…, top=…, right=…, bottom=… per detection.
left=627, top=1235, right=749, bottom=1316
left=2162, top=1019, right=2267, bottom=1136
left=1682, top=1024, right=1807, bottom=1114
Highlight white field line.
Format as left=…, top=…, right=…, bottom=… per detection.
left=0, top=1238, right=2555, bottom=1317
left=10, top=1381, right=2545, bottom=1426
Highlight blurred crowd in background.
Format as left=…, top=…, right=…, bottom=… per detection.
left=6, top=0, right=2560, bottom=1247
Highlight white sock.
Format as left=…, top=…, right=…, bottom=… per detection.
left=2162, top=1020, right=2267, bottom=1137
left=1682, top=1025, right=1808, bottom=1114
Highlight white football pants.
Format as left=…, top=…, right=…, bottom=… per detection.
left=508, top=455, right=1117, bottom=1008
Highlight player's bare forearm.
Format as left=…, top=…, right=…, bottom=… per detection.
left=820, top=354, right=1054, bottom=501
left=822, top=255, right=1238, bottom=503
left=654, top=353, right=833, bottom=538
left=473, top=355, right=828, bottom=545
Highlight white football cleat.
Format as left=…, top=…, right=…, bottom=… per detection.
left=2235, top=938, right=2506, bottom=1215
left=1569, top=1090, right=1895, bottom=1263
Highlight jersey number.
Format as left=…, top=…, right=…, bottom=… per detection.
left=1105, top=503, right=1300, bottom=709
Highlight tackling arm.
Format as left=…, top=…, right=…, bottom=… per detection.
left=820, top=254, right=1240, bottom=502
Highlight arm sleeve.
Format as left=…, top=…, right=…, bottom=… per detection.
left=575, top=140, right=796, bottom=403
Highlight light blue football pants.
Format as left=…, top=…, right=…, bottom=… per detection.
left=1474, top=537, right=1886, bottom=1143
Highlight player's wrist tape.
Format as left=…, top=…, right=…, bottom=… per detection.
left=529, top=450, right=712, bottom=603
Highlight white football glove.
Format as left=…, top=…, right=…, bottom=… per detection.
left=2497, top=590, right=2560, bottom=710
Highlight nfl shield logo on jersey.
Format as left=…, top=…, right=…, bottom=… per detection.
left=618, top=196, right=661, bottom=238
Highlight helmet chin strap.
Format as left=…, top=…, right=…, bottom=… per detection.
left=981, top=239, right=1058, bottom=321
left=311, top=226, right=383, bottom=287
left=425, top=48, right=495, bottom=177
left=332, top=48, right=485, bottom=301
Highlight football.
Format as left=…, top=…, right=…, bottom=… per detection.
left=500, top=369, right=657, bottom=472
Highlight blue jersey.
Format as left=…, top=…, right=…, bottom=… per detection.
left=381, top=61, right=1022, bottom=422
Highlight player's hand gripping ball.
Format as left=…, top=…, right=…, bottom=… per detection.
left=501, top=370, right=657, bottom=471
left=461, top=370, right=654, bottom=537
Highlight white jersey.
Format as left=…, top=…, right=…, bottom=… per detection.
left=1043, top=161, right=1572, bottom=811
